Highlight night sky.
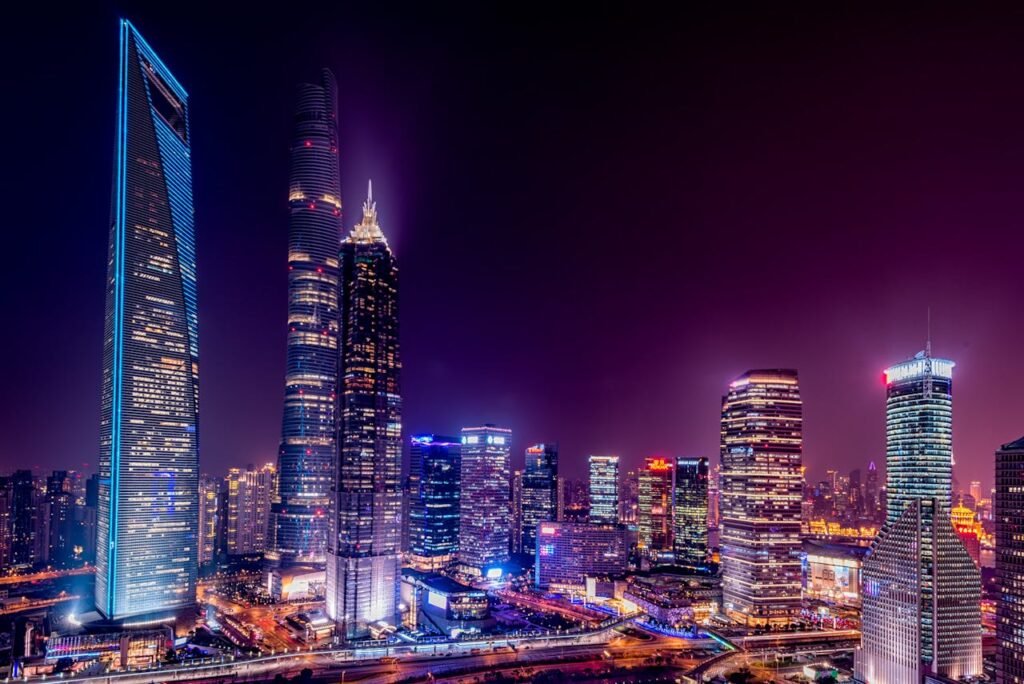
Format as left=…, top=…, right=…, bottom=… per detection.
left=4, top=4, right=1024, bottom=490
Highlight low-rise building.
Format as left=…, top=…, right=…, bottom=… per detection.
left=621, top=572, right=720, bottom=626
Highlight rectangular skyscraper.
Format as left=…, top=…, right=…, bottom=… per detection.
left=720, top=370, right=803, bottom=627
left=637, top=457, right=674, bottom=559
left=325, top=184, right=402, bottom=640
left=521, top=443, right=558, bottom=555
left=855, top=351, right=981, bottom=683
left=674, top=457, right=709, bottom=569
left=458, top=425, right=512, bottom=577
left=271, top=69, right=342, bottom=565
left=96, top=20, right=199, bottom=620
left=996, top=436, right=1024, bottom=684
left=408, top=435, right=461, bottom=571
left=587, top=456, right=619, bottom=525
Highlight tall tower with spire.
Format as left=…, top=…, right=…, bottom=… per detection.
left=325, top=181, right=402, bottom=639
left=270, top=69, right=342, bottom=565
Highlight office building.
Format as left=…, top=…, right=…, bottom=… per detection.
left=673, top=457, right=709, bottom=569
left=198, top=476, right=219, bottom=566
left=995, top=437, right=1024, bottom=684
left=621, top=469, right=639, bottom=524
left=407, top=435, right=461, bottom=571
left=271, top=69, right=342, bottom=565
left=96, top=20, right=199, bottom=620
left=325, top=183, right=402, bottom=639
left=638, top=457, right=674, bottom=558
left=587, top=456, right=619, bottom=525
left=720, top=369, right=803, bottom=626
left=458, top=425, right=512, bottom=577
left=855, top=350, right=981, bottom=683
left=534, top=521, right=627, bottom=591
left=511, top=470, right=523, bottom=554
left=521, top=443, right=558, bottom=555
left=225, top=464, right=276, bottom=556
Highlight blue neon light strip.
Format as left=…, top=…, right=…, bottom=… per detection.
left=124, top=20, right=188, bottom=100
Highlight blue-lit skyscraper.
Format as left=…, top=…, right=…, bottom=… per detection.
left=325, top=184, right=402, bottom=639
left=408, top=435, right=461, bottom=571
left=270, top=69, right=342, bottom=565
left=855, top=349, right=981, bottom=684
left=96, top=20, right=199, bottom=620
left=521, top=443, right=558, bottom=555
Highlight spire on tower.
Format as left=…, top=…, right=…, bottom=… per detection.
left=348, top=178, right=388, bottom=247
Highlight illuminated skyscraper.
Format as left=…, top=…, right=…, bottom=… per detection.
left=521, top=443, right=558, bottom=555
left=96, top=20, right=199, bottom=620
left=855, top=350, right=981, bottom=684
left=673, top=457, right=708, bottom=569
left=197, top=476, right=219, bottom=566
left=408, top=435, right=461, bottom=571
left=271, top=69, right=342, bottom=565
left=637, top=458, right=674, bottom=558
left=325, top=183, right=402, bottom=639
left=225, top=464, right=276, bottom=556
left=720, top=370, right=803, bottom=626
left=996, top=436, right=1024, bottom=684
left=587, top=456, right=619, bottom=525
left=458, top=425, right=512, bottom=577
left=511, top=470, right=523, bottom=553
left=621, top=469, right=639, bottom=524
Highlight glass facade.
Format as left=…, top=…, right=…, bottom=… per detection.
left=587, top=455, right=619, bottom=525
left=458, top=425, right=512, bottom=575
left=855, top=350, right=981, bottom=683
left=225, top=464, right=276, bottom=555
left=271, top=69, right=342, bottom=565
left=408, top=435, right=461, bottom=571
left=996, top=436, right=1024, bottom=684
left=96, top=20, right=199, bottom=620
left=521, top=443, right=558, bottom=555
left=534, top=521, right=627, bottom=591
left=637, top=457, right=674, bottom=557
left=673, top=457, right=708, bottom=569
left=197, top=476, right=219, bottom=566
left=720, top=369, right=803, bottom=626
left=325, top=184, right=402, bottom=639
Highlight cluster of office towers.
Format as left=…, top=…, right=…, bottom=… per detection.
left=84, top=21, right=1024, bottom=680
left=95, top=22, right=401, bottom=639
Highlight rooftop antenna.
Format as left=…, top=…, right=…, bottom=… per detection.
left=926, top=306, right=932, bottom=358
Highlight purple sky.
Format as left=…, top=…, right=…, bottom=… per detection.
left=3, top=5, right=1023, bottom=491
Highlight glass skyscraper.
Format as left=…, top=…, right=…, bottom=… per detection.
left=458, top=425, right=512, bottom=576
left=720, top=370, right=803, bottom=627
left=996, top=436, right=1024, bottom=684
left=521, top=443, right=558, bottom=555
left=408, top=435, right=461, bottom=571
left=855, top=350, right=981, bottom=683
left=96, top=20, right=199, bottom=621
left=673, top=457, right=709, bottom=569
left=637, top=457, right=674, bottom=558
left=271, top=69, right=342, bottom=565
left=325, top=184, right=402, bottom=639
left=587, top=455, right=619, bottom=525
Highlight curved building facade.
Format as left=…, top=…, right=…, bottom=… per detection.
left=96, top=20, right=199, bottom=620
left=270, top=70, right=342, bottom=565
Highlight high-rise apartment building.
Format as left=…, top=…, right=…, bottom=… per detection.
left=96, top=20, right=199, bottom=620
left=674, top=457, right=709, bottom=569
left=325, top=183, right=402, bottom=639
left=458, top=425, right=512, bottom=577
left=587, top=456, right=619, bottom=525
left=996, top=436, right=1024, bottom=684
left=10, top=470, right=39, bottom=567
left=271, top=69, right=342, bottom=565
left=225, top=464, right=276, bottom=556
left=720, top=370, right=803, bottom=626
left=855, top=351, right=981, bottom=683
left=45, top=472, right=77, bottom=568
left=408, top=435, right=461, bottom=571
left=637, top=458, right=674, bottom=558
left=521, top=444, right=558, bottom=555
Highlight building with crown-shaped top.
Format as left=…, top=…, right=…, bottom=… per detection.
left=325, top=182, right=403, bottom=639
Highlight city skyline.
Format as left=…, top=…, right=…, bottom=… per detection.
left=7, top=6, right=1024, bottom=492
